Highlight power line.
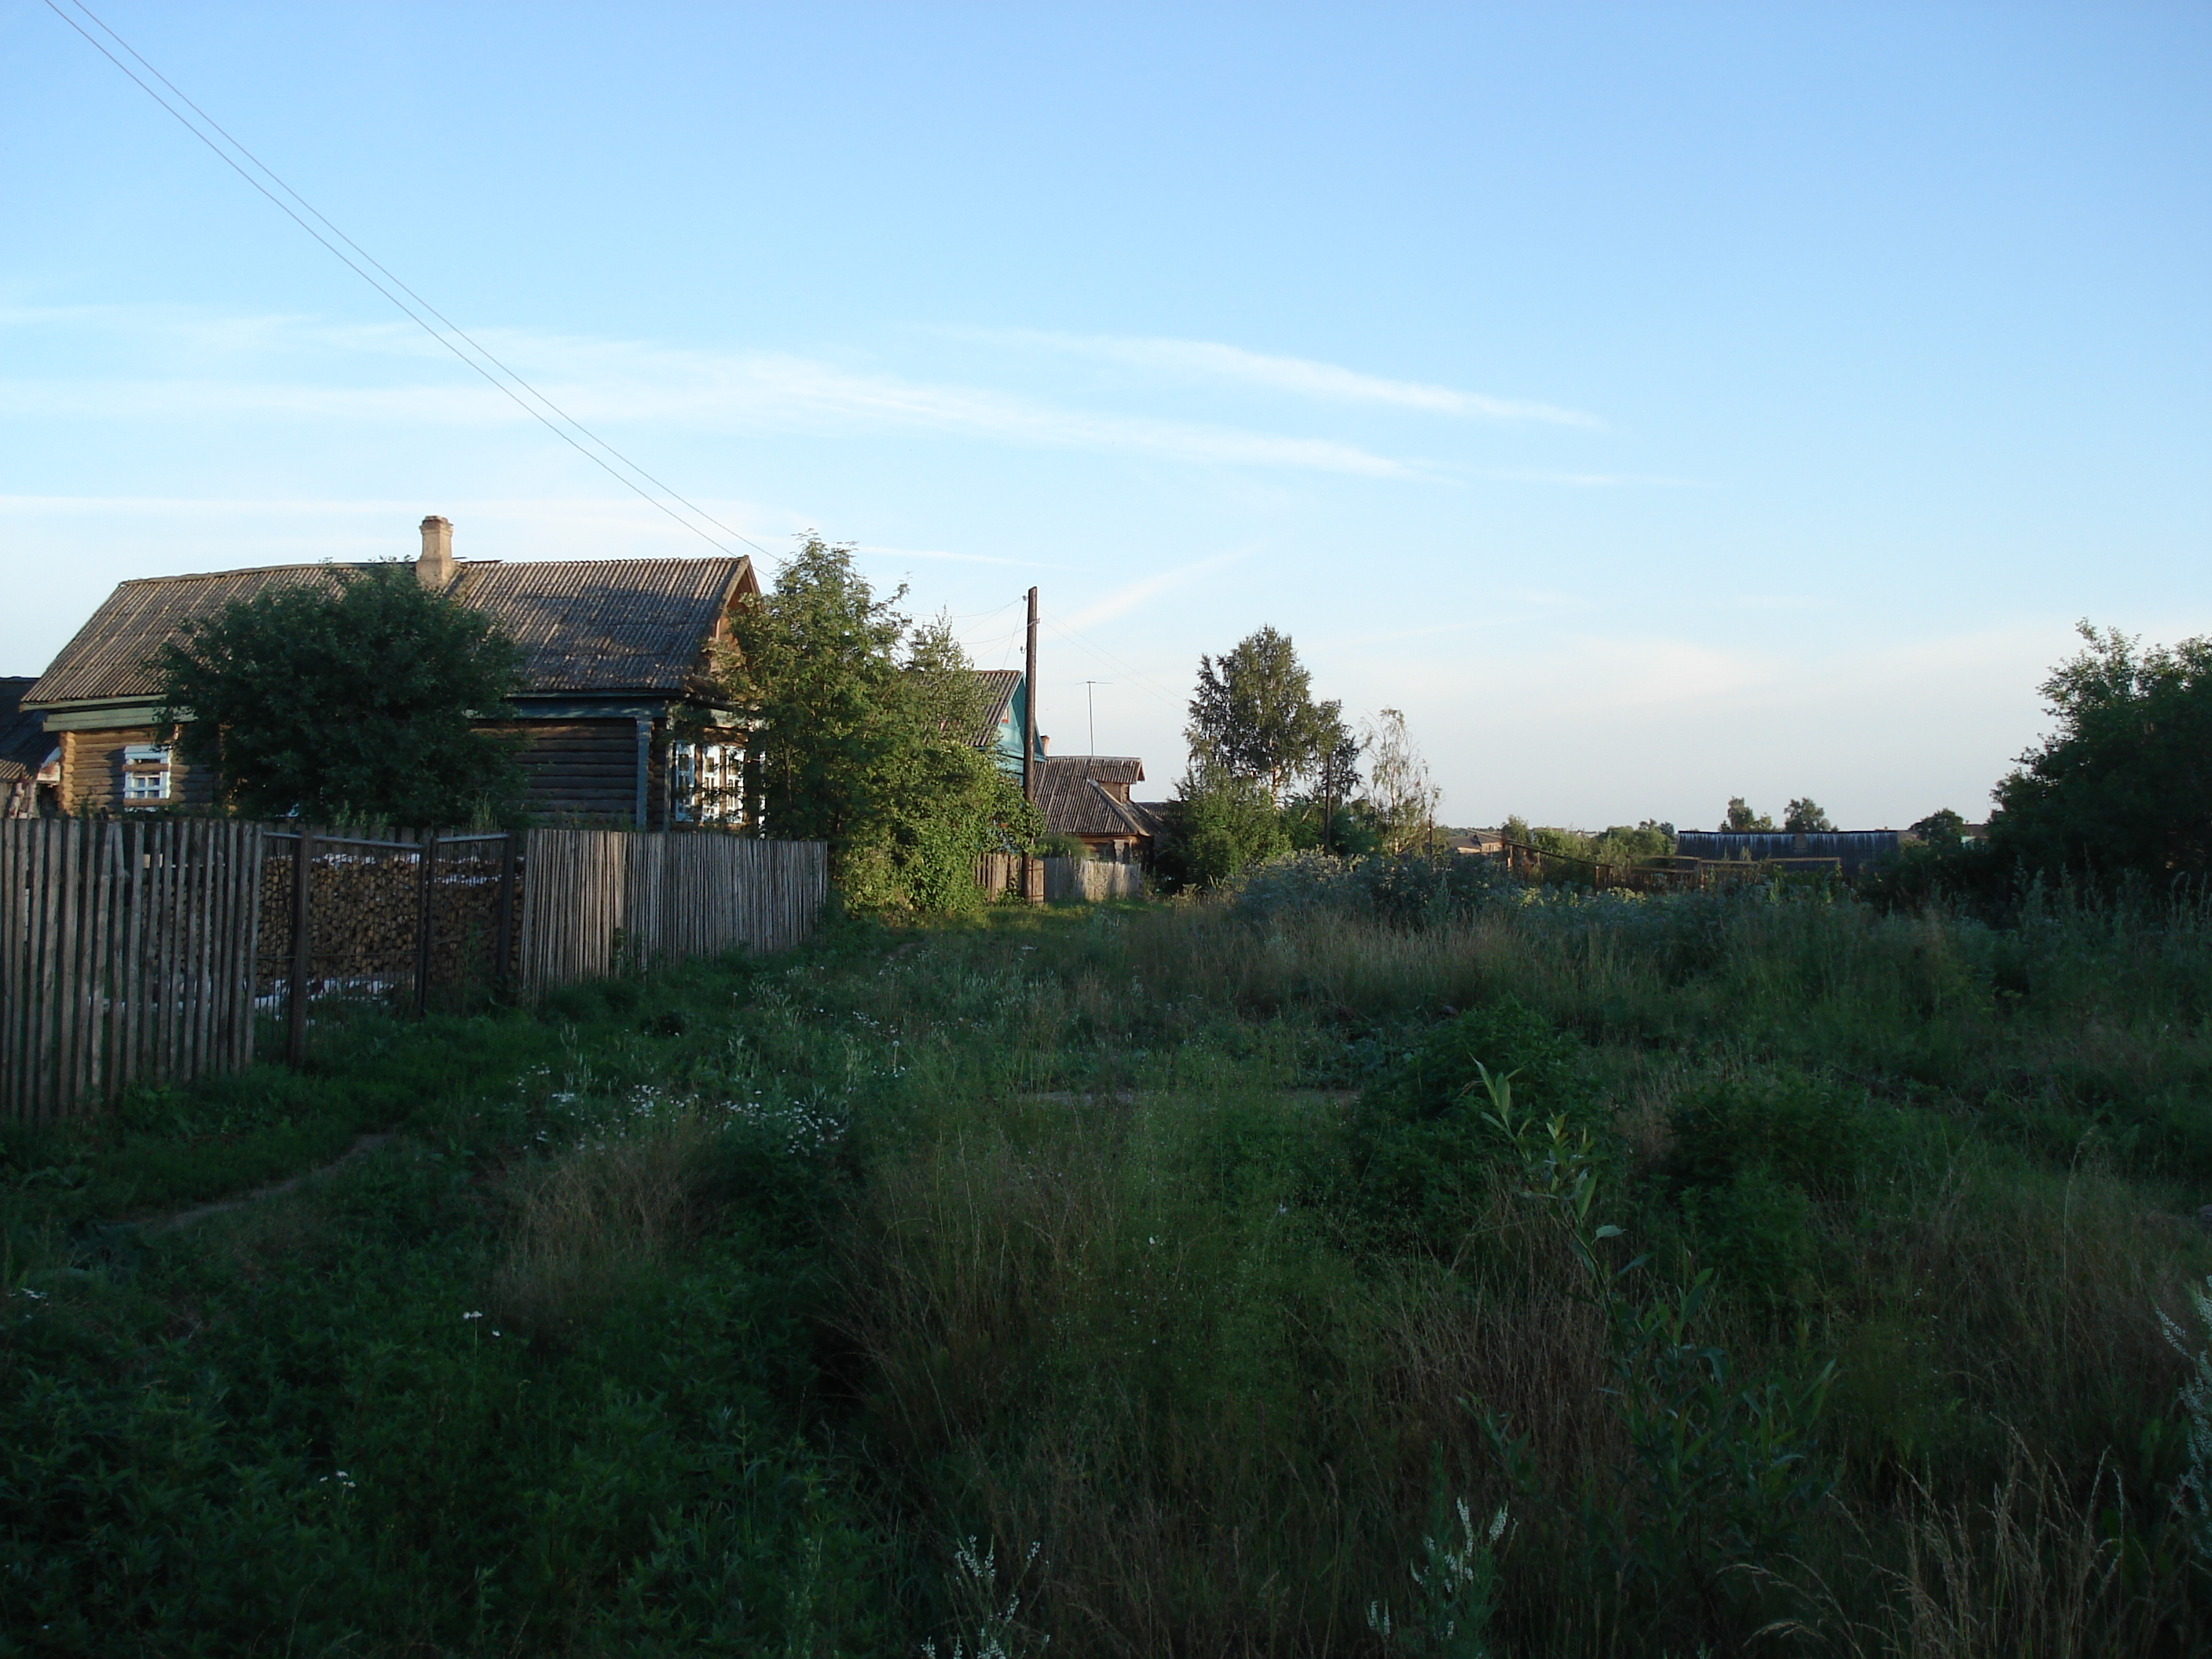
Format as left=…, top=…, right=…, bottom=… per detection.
left=939, top=598, right=1027, bottom=622
left=43, top=0, right=771, bottom=560
left=1036, top=610, right=1185, bottom=709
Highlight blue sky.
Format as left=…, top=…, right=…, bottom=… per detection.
left=3, top=2, right=2206, bottom=828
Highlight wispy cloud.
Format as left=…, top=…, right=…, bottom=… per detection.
left=954, top=327, right=1601, bottom=427
left=1059, top=544, right=1258, bottom=631
left=0, top=492, right=791, bottom=560
left=0, top=307, right=1425, bottom=479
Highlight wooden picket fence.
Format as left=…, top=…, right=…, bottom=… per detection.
left=2, top=822, right=828, bottom=1120
left=1041, top=857, right=1144, bottom=902
left=0, top=819, right=265, bottom=1123
left=973, top=853, right=1049, bottom=902
left=517, top=830, right=827, bottom=990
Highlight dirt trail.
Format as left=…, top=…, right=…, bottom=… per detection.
left=137, top=1131, right=398, bottom=1235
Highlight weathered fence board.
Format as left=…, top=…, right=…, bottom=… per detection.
left=974, top=852, right=1053, bottom=903
left=516, top=830, right=827, bottom=990
left=1041, top=857, right=1144, bottom=902
left=0, top=819, right=264, bottom=1122
left=3, top=822, right=825, bottom=1118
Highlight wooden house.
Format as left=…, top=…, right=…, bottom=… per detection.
left=959, top=668, right=1044, bottom=776
left=20, top=517, right=758, bottom=826
left=1034, top=754, right=1155, bottom=862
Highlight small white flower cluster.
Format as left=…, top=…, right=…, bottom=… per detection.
left=317, top=1470, right=358, bottom=1489
left=718, top=1093, right=846, bottom=1157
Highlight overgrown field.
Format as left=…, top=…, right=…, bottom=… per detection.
left=6, top=870, right=2212, bottom=1655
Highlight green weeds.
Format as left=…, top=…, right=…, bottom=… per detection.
left=6, top=879, right=2212, bottom=1654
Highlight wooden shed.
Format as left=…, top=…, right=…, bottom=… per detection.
left=1035, top=754, right=1154, bottom=863
left=20, top=517, right=758, bottom=827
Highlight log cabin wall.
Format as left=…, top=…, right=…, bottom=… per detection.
left=58, top=727, right=216, bottom=813
left=503, top=720, right=645, bottom=825
left=47, top=720, right=682, bottom=827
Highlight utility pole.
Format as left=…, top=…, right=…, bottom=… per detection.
left=1084, top=680, right=1111, bottom=756
left=1023, top=586, right=1039, bottom=804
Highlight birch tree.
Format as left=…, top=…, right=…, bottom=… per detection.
left=1362, top=707, right=1441, bottom=854
left=1185, top=627, right=1336, bottom=804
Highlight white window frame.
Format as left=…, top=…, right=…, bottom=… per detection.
left=120, top=743, right=172, bottom=804
left=670, top=738, right=744, bottom=825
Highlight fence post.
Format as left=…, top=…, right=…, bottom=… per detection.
left=286, top=829, right=313, bottom=1068
left=493, top=830, right=518, bottom=998
left=412, top=830, right=439, bottom=1018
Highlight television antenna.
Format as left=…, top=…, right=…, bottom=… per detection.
left=1083, top=681, right=1111, bottom=756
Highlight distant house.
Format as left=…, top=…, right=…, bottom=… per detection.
left=0, top=677, right=57, bottom=818
left=1035, top=755, right=1155, bottom=863
left=958, top=669, right=1045, bottom=776
left=20, top=517, right=758, bottom=826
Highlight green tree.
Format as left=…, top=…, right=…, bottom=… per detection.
left=1991, top=622, right=2212, bottom=877
left=722, top=537, right=1038, bottom=908
left=152, top=562, right=523, bottom=823
left=1187, top=626, right=1338, bottom=804
left=1782, top=797, right=1834, bottom=833
left=1158, top=771, right=1291, bottom=890
left=1721, top=797, right=1774, bottom=832
left=1910, top=808, right=1967, bottom=845
left=1363, top=707, right=1441, bottom=854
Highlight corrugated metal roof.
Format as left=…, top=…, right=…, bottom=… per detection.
left=24, top=556, right=753, bottom=706
left=449, top=558, right=749, bottom=694
left=1049, top=755, right=1144, bottom=786
left=1036, top=756, right=1153, bottom=838
left=961, top=669, right=1021, bottom=749
left=26, top=565, right=350, bottom=705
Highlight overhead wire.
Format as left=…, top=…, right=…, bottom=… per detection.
left=1036, top=610, right=1185, bottom=709
left=43, top=0, right=770, bottom=559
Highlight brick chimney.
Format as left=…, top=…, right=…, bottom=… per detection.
left=416, top=515, right=455, bottom=590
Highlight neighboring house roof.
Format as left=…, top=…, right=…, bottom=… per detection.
left=452, top=559, right=750, bottom=696
left=0, top=678, right=53, bottom=781
left=24, top=556, right=755, bottom=709
left=1123, top=800, right=1170, bottom=839
left=963, top=669, right=1022, bottom=749
left=1036, top=755, right=1154, bottom=840
left=953, top=668, right=1044, bottom=773
left=1064, top=756, right=1142, bottom=790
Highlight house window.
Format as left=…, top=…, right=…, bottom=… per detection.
left=671, top=740, right=743, bottom=824
left=121, top=744, right=172, bottom=804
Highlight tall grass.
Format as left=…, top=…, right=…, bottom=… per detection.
left=7, top=876, right=2210, bottom=1653
left=827, top=885, right=2212, bottom=1654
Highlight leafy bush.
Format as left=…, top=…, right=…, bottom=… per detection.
left=1660, top=1071, right=1932, bottom=1312
left=1664, top=1071, right=1884, bottom=1201
left=1674, top=1166, right=1819, bottom=1311
left=1155, top=772, right=1290, bottom=890
left=1231, top=849, right=1516, bottom=927
left=1346, top=1000, right=1591, bottom=1252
